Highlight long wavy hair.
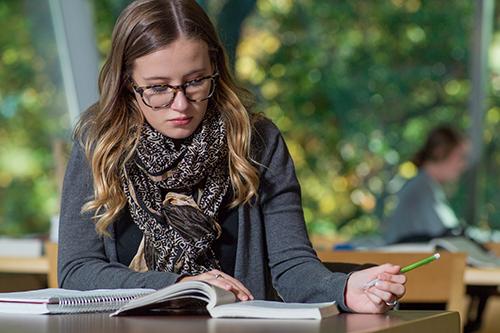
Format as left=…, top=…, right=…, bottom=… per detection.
left=74, top=0, right=260, bottom=236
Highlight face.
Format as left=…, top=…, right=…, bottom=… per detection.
left=435, top=141, right=470, bottom=182
left=131, top=37, right=213, bottom=139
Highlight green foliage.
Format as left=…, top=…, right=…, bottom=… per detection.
left=91, top=0, right=132, bottom=59
left=237, top=0, right=481, bottom=237
left=0, top=1, right=67, bottom=236
left=1, top=0, right=499, bottom=238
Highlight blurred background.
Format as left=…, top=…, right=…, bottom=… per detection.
left=1, top=0, right=500, bottom=244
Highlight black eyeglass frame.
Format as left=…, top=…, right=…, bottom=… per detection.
left=131, top=72, right=219, bottom=110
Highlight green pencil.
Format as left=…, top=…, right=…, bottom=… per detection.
left=400, top=253, right=440, bottom=273
left=363, top=253, right=440, bottom=289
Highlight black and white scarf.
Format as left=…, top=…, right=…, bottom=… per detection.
left=121, top=110, right=229, bottom=275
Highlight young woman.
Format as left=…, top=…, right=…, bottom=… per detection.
left=58, top=0, right=405, bottom=313
left=382, top=125, right=469, bottom=244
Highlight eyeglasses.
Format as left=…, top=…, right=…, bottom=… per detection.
left=131, top=72, right=219, bottom=110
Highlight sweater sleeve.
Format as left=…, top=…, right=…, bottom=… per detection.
left=57, top=142, right=180, bottom=290
left=254, top=120, right=351, bottom=311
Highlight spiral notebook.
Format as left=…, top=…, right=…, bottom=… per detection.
left=0, top=288, right=154, bottom=314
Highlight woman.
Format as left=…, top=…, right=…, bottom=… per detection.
left=58, top=0, right=405, bottom=313
left=382, top=125, right=469, bottom=244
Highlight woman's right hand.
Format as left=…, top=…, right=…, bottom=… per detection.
left=179, top=269, right=254, bottom=301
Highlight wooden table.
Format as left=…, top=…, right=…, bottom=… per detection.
left=462, top=266, right=500, bottom=332
left=0, top=257, right=49, bottom=274
left=0, top=310, right=460, bottom=333
left=464, top=267, right=500, bottom=286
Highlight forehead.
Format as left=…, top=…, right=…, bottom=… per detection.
left=132, top=37, right=211, bottom=78
left=449, top=141, right=469, bottom=158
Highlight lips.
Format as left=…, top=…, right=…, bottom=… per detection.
left=168, top=116, right=192, bottom=126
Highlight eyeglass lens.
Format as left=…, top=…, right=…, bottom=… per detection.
left=143, top=77, right=215, bottom=108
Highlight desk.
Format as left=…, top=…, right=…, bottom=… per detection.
left=464, top=267, right=500, bottom=286
left=0, top=242, right=58, bottom=288
left=0, top=257, right=49, bottom=274
left=0, top=256, right=49, bottom=292
left=0, top=310, right=459, bottom=333
left=463, top=266, right=500, bottom=332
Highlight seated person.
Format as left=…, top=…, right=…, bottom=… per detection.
left=58, top=0, right=406, bottom=314
left=382, top=125, right=469, bottom=244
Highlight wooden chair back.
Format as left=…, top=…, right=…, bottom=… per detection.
left=44, top=241, right=58, bottom=288
left=485, top=242, right=500, bottom=256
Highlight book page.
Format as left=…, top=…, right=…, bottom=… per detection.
left=208, top=300, right=338, bottom=319
left=111, top=281, right=235, bottom=316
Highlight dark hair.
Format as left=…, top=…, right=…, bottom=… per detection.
left=412, top=125, right=465, bottom=168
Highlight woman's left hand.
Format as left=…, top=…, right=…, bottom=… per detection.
left=345, top=264, right=406, bottom=313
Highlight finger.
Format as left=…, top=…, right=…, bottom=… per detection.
left=207, top=270, right=252, bottom=301
left=372, top=280, right=405, bottom=298
left=186, top=271, right=244, bottom=299
left=364, top=289, right=384, bottom=306
left=366, top=285, right=394, bottom=304
left=377, top=272, right=407, bottom=285
left=214, top=272, right=254, bottom=300
left=378, top=263, right=401, bottom=275
left=205, top=278, right=240, bottom=294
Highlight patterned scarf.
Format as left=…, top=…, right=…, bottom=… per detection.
left=121, top=110, right=229, bottom=275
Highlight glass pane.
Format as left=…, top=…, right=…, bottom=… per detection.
left=237, top=0, right=478, bottom=240
left=477, top=2, right=500, bottom=239
left=0, top=0, right=71, bottom=236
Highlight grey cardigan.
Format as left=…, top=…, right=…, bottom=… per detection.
left=58, top=118, right=349, bottom=310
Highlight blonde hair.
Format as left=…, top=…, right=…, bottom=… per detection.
left=74, top=0, right=260, bottom=236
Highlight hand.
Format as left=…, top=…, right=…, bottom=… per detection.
left=179, top=269, right=254, bottom=301
left=345, top=264, right=406, bottom=313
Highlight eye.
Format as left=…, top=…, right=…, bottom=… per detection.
left=149, top=85, right=171, bottom=94
left=186, top=78, right=205, bottom=87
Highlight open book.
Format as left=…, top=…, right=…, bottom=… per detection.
left=111, top=281, right=338, bottom=319
left=0, top=288, right=154, bottom=314
left=429, top=236, right=500, bottom=268
left=0, top=282, right=338, bottom=319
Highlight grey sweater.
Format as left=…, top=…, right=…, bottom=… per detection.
left=382, top=170, right=457, bottom=244
left=58, top=118, right=349, bottom=310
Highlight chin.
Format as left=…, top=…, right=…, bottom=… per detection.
left=161, top=127, right=196, bottom=139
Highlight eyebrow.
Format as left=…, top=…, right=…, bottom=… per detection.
left=142, top=68, right=208, bottom=82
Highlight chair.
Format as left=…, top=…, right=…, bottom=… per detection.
left=485, top=242, right=500, bottom=257
left=44, top=241, right=58, bottom=288
left=317, top=251, right=467, bottom=320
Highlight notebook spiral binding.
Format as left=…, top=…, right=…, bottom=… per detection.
left=53, top=293, right=149, bottom=313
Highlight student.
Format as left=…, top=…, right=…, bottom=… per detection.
left=382, top=125, right=469, bottom=244
left=58, top=0, right=405, bottom=313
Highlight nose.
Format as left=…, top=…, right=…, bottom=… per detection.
left=170, top=90, right=190, bottom=112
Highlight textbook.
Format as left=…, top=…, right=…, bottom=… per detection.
left=430, top=236, right=500, bottom=268
left=0, top=288, right=154, bottom=314
left=0, top=282, right=338, bottom=319
left=111, top=281, right=339, bottom=319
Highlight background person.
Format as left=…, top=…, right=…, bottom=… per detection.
left=382, top=125, right=469, bottom=244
